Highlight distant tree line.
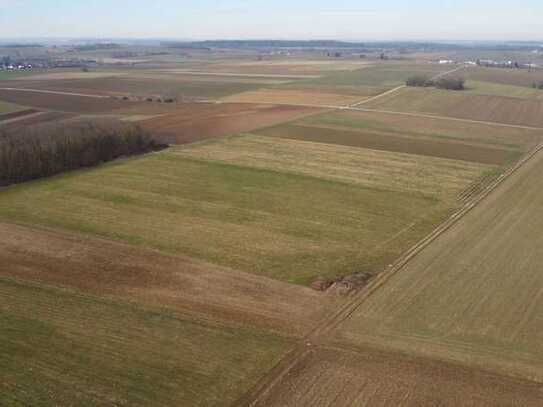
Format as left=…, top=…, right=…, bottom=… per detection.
left=406, top=76, right=465, bottom=91
left=0, top=121, right=166, bottom=187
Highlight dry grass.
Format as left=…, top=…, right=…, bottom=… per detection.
left=331, top=149, right=543, bottom=382
left=255, top=347, right=543, bottom=406
left=174, top=134, right=494, bottom=200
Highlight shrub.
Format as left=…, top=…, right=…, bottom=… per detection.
left=0, top=120, right=167, bottom=187
left=435, top=77, right=465, bottom=91
left=406, top=76, right=434, bottom=87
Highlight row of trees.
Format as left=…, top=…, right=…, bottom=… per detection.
left=406, top=76, right=466, bottom=90
left=0, top=120, right=166, bottom=187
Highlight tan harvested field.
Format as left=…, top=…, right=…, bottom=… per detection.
left=0, top=222, right=336, bottom=336
left=254, top=347, right=543, bottom=407
left=257, top=122, right=518, bottom=165
left=221, top=88, right=364, bottom=106
left=142, top=103, right=321, bottom=144
left=366, top=87, right=543, bottom=128
left=330, top=148, right=543, bottom=382
left=175, top=134, right=494, bottom=199
left=198, top=60, right=374, bottom=75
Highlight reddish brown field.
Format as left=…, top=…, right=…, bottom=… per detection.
left=142, top=102, right=322, bottom=144
left=252, top=347, right=543, bottom=406
left=0, top=222, right=337, bottom=336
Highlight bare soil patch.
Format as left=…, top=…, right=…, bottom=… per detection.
left=0, top=222, right=337, bottom=336
left=142, top=102, right=321, bottom=144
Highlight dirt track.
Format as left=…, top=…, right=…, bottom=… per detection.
left=236, top=140, right=543, bottom=405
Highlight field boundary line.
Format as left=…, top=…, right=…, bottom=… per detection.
left=350, top=106, right=543, bottom=131
left=0, top=87, right=110, bottom=99
left=348, top=65, right=465, bottom=108
left=236, top=141, right=543, bottom=407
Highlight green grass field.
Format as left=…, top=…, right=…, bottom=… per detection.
left=1, top=278, right=288, bottom=406
left=0, top=147, right=465, bottom=285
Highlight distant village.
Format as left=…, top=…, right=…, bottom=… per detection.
left=435, top=58, right=539, bottom=70
left=0, top=57, right=98, bottom=72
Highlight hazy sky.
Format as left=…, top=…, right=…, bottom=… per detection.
left=0, top=0, right=541, bottom=41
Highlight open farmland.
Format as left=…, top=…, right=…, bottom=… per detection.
left=0, top=100, right=26, bottom=114
left=221, top=88, right=363, bottom=106
left=175, top=134, right=493, bottom=199
left=252, top=347, right=543, bottom=407
left=365, top=86, right=543, bottom=128
left=5, top=75, right=268, bottom=100
left=0, top=277, right=289, bottom=406
left=141, top=103, right=321, bottom=145
left=0, top=222, right=336, bottom=336
left=0, top=148, right=465, bottom=285
left=329, top=148, right=543, bottom=382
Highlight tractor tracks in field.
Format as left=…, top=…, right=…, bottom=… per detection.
left=235, top=139, right=543, bottom=407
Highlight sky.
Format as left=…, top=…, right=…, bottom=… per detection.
left=0, top=0, right=542, bottom=41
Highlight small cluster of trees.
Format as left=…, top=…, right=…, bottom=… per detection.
left=406, top=76, right=465, bottom=91
left=0, top=120, right=166, bottom=187
left=532, top=81, right=543, bottom=90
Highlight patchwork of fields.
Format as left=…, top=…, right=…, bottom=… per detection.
left=366, top=86, right=543, bottom=128
left=3, top=57, right=543, bottom=405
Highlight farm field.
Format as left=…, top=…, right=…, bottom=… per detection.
left=299, top=109, right=542, bottom=151
left=0, top=148, right=462, bottom=285
left=0, top=277, right=290, bottom=406
left=4, top=49, right=543, bottom=406
left=365, top=87, right=543, bottom=128
left=221, top=88, right=363, bottom=106
left=0, top=222, right=336, bottom=336
left=253, top=347, right=543, bottom=406
left=141, top=103, right=320, bottom=145
left=175, top=134, right=493, bottom=199
left=330, top=148, right=543, bottom=382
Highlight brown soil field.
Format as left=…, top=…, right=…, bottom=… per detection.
left=142, top=103, right=322, bottom=144
left=252, top=347, right=543, bottom=406
left=367, top=87, right=543, bottom=128
left=0, top=222, right=337, bottom=337
left=257, top=123, right=517, bottom=165
left=221, top=88, right=363, bottom=106
left=330, top=146, right=543, bottom=382
left=0, top=88, right=147, bottom=114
